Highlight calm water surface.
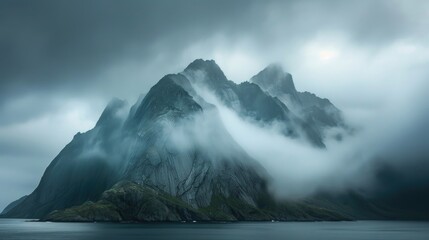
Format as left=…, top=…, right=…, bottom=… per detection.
left=0, top=219, right=428, bottom=240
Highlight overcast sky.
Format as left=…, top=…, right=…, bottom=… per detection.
left=1, top=0, right=429, bottom=210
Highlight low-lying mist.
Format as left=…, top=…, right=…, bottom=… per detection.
left=181, top=74, right=429, bottom=199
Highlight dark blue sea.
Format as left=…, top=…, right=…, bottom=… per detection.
left=0, top=219, right=428, bottom=240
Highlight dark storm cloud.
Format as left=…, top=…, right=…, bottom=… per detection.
left=1, top=0, right=426, bottom=103
left=1, top=0, right=429, bottom=210
left=0, top=0, right=249, bottom=98
left=0, top=0, right=252, bottom=128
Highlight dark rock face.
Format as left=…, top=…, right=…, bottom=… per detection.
left=2, top=59, right=362, bottom=222
left=121, top=75, right=269, bottom=210
left=130, top=75, right=203, bottom=126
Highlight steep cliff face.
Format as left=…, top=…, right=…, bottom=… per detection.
left=121, top=75, right=269, bottom=209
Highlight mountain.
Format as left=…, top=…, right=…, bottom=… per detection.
left=3, top=98, right=129, bottom=218
left=250, top=64, right=346, bottom=138
left=183, top=59, right=325, bottom=147
left=1, top=195, right=27, bottom=215
left=121, top=75, right=272, bottom=211
left=2, top=59, right=380, bottom=222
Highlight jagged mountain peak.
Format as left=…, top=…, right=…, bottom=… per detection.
left=131, top=74, right=202, bottom=125
left=265, top=63, right=285, bottom=74
left=185, top=59, right=219, bottom=71
left=251, top=64, right=297, bottom=95
left=184, top=59, right=228, bottom=84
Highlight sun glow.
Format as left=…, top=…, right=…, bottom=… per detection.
left=319, top=49, right=338, bottom=60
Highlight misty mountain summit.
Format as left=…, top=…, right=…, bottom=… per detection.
left=251, top=63, right=298, bottom=98
left=183, top=59, right=341, bottom=147
left=250, top=64, right=346, bottom=135
left=2, top=59, right=401, bottom=222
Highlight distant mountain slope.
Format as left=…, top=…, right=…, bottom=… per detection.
left=1, top=195, right=27, bottom=215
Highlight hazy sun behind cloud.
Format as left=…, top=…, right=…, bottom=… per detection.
left=319, top=49, right=338, bottom=60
